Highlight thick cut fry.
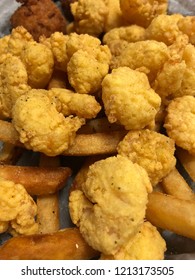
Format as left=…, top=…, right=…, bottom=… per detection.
left=36, top=155, right=61, bottom=234
left=0, top=120, right=21, bottom=146
left=176, top=148, right=195, bottom=182
left=78, top=117, right=123, bottom=134
left=161, top=167, right=195, bottom=201
left=0, top=165, right=71, bottom=196
left=0, top=120, right=126, bottom=156
left=63, top=131, right=127, bottom=156
left=0, top=143, right=23, bottom=164
left=0, top=228, right=98, bottom=260
left=146, top=192, right=195, bottom=240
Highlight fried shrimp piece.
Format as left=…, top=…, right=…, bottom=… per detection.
left=120, top=0, right=168, bottom=28
left=102, top=67, right=161, bottom=130
left=20, top=41, right=54, bottom=89
left=178, top=16, right=195, bottom=45
left=7, top=26, right=34, bottom=57
left=110, top=40, right=169, bottom=82
left=103, top=25, right=146, bottom=47
left=12, top=89, right=85, bottom=156
left=40, top=32, right=70, bottom=73
left=0, top=54, right=31, bottom=119
left=104, top=0, right=126, bottom=32
left=70, top=0, right=109, bottom=37
left=0, top=178, right=38, bottom=235
left=10, top=0, right=67, bottom=42
left=164, top=96, right=195, bottom=155
left=69, top=155, right=151, bottom=255
left=117, top=129, right=176, bottom=186
left=101, top=222, right=166, bottom=260
left=145, top=14, right=184, bottom=46
left=67, top=49, right=110, bottom=95
left=48, top=88, right=101, bottom=119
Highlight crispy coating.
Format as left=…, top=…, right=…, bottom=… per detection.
left=10, top=0, right=67, bottom=42
left=12, top=89, right=85, bottom=156
left=7, top=26, right=34, bottom=57
left=67, top=49, right=110, bottom=95
left=48, top=88, right=101, bottom=119
left=101, top=222, right=166, bottom=260
left=69, top=155, right=151, bottom=255
left=70, top=0, right=108, bottom=37
left=0, top=54, right=31, bottom=119
left=103, top=25, right=146, bottom=46
left=40, top=32, right=69, bottom=72
left=117, top=129, right=176, bottom=186
left=104, top=0, right=126, bottom=32
left=176, top=44, right=195, bottom=97
left=20, top=41, right=54, bottom=88
left=164, top=96, right=195, bottom=155
left=145, top=14, right=184, bottom=45
left=0, top=35, right=10, bottom=64
left=102, top=67, right=161, bottom=130
left=0, top=178, right=38, bottom=235
left=120, top=0, right=168, bottom=28
left=178, top=16, right=195, bottom=45
left=110, top=40, right=169, bottom=82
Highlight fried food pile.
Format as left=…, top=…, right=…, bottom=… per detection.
left=0, top=0, right=195, bottom=260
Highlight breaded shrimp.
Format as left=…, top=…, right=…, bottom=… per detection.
left=69, top=155, right=152, bottom=255
left=0, top=178, right=38, bottom=235
left=117, top=129, right=176, bottom=186
left=102, top=67, right=161, bottom=130
left=12, top=89, right=85, bottom=156
left=101, top=222, right=166, bottom=260
left=164, top=95, right=195, bottom=155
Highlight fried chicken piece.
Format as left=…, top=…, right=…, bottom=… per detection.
left=12, top=89, right=85, bottom=156
left=10, top=0, right=67, bottom=42
left=20, top=41, right=54, bottom=88
left=110, top=40, right=169, bottom=82
left=70, top=0, right=109, bottom=37
left=102, top=67, right=161, bottom=130
left=145, top=14, right=184, bottom=46
left=120, top=0, right=168, bottom=28
left=178, top=16, right=195, bottom=45
left=101, top=221, right=166, bottom=260
left=164, top=96, right=195, bottom=155
left=0, top=54, right=31, bottom=119
left=69, top=155, right=152, bottom=255
left=48, top=88, right=101, bottom=119
left=117, top=129, right=176, bottom=186
left=0, top=178, right=38, bottom=235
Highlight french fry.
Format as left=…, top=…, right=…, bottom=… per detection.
left=176, top=147, right=195, bottom=181
left=36, top=155, right=61, bottom=234
left=78, top=117, right=123, bottom=134
left=0, top=120, right=21, bottom=146
left=146, top=192, right=195, bottom=240
left=0, top=165, right=71, bottom=196
left=0, top=142, right=23, bottom=164
left=161, top=167, right=195, bottom=201
left=0, top=120, right=126, bottom=156
left=0, top=228, right=99, bottom=260
left=63, top=130, right=127, bottom=156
